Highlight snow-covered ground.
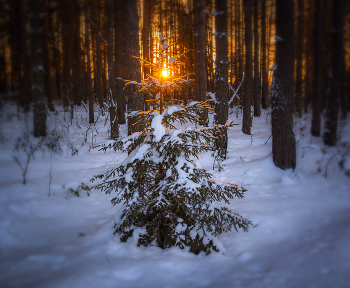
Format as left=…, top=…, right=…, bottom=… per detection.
left=0, top=102, right=349, bottom=288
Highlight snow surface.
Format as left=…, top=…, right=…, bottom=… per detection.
left=0, top=103, right=350, bottom=288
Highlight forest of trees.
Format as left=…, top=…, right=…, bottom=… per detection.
left=0, top=0, right=350, bottom=169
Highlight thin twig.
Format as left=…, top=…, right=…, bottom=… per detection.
left=265, top=135, right=272, bottom=144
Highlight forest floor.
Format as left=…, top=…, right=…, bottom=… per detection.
left=0, top=102, right=350, bottom=288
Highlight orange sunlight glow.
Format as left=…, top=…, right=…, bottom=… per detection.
left=162, top=70, right=168, bottom=78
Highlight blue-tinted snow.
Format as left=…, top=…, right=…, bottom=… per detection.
left=0, top=103, right=349, bottom=288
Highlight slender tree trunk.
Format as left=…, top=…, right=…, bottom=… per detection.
left=84, top=1, right=94, bottom=123
left=19, top=1, right=30, bottom=112
left=30, top=0, right=47, bottom=137
left=93, top=0, right=104, bottom=112
left=261, top=0, right=268, bottom=109
left=253, top=0, right=260, bottom=116
left=123, top=0, right=142, bottom=136
left=115, top=0, right=125, bottom=124
left=9, top=1, right=21, bottom=96
left=73, top=2, right=82, bottom=106
left=295, top=0, right=304, bottom=117
left=311, top=0, right=323, bottom=137
left=61, top=0, right=70, bottom=108
left=242, top=0, right=252, bottom=135
left=271, top=0, right=296, bottom=170
left=43, top=1, right=54, bottom=112
left=214, top=0, right=229, bottom=157
left=323, top=0, right=344, bottom=145
left=237, top=0, right=243, bottom=103
left=107, top=0, right=119, bottom=140
left=193, top=0, right=208, bottom=126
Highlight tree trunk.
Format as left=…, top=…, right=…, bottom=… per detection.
left=295, top=0, right=304, bottom=118
left=323, top=0, right=344, bottom=145
left=261, top=0, right=268, bottom=109
left=72, top=2, right=82, bottom=107
left=242, top=0, right=252, bottom=135
left=30, top=0, right=47, bottom=137
left=214, top=0, right=229, bottom=157
left=123, top=0, right=142, bottom=136
left=193, top=0, right=208, bottom=126
left=271, top=0, right=296, bottom=170
left=311, top=0, right=323, bottom=137
left=93, top=0, right=104, bottom=112
left=253, top=0, right=260, bottom=116
left=19, top=0, right=30, bottom=112
left=107, top=0, right=119, bottom=140
left=84, top=1, right=94, bottom=124
left=237, top=0, right=243, bottom=104
left=115, top=0, right=126, bottom=124
left=43, top=1, right=54, bottom=112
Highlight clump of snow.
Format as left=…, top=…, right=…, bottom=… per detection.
left=151, top=112, right=165, bottom=141
left=164, top=105, right=178, bottom=116
left=169, top=57, right=176, bottom=64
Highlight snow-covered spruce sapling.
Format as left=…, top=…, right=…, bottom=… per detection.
left=92, top=101, right=251, bottom=254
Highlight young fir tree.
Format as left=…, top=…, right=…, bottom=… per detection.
left=91, top=35, right=251, bottom=255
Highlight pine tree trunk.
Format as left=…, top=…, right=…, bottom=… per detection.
left=30, top=0, right=47, bottom=137
left=93, top=0, right=104, bottom=112
left=295, top=0, right=304, bottom=118
left=323, top=0, right=344, bottom=145
left=193, top=0, right=208, bottom=126
left=43, top=1, right=54, bottom=112
left=253, top=0, right=260, bottom=117
left=19, top=1, right=30, bottom=112
left=107, top=0, right=119, bottom=140
left=115, top=0, right=125, bottom=124
left=237, top=0, right=243, bottom=104
left=311, top=0, right=323, bottom=137
left=61, top=0, right=70, bottom=108
left=9, top=1, right=21, bottom=95
left=271, top=0, right=296, bottom=170
left=84, top=1, right=94, bottom=124
left=214, top=0, right=229, bottom=156
left=123, top=0, right=142, bottom=136
left=242, top=0, right=252, bottom=135
left=261, top=0, right=268, bottom=109
left=73, top=2, right=82, bottom=106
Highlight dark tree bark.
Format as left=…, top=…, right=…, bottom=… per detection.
left=61, top=0, right=71, bottom=108
left=43, top=1, right=54, bottom=112
left=123, top=0, right=143, bottom=136
left=271, top=0, right=296, bottom=170
left=261, top=0, right=268, bottom=109
left=107, top=0, right=119, bottom=140
left=242, top=0, right=252, bottom=135
left=93, top=0, right=104, bottom=111
left=143, top=0, right=150, bottom=80
left=30, top=0, right=47, bottom=137
left=73, top=2, right=82, bottom=106
left=253, top=0, right=260, bottom=117
left=193, top=0, right=208, bottom=126
left=311, top=0, right=323, bottom=137
left=19, top=0, right=30, bottom=112
left=237, top=0, right=243, bottom=103
left=9, top=0, right=21, bottom=94
left=214, top=0, right=229, bottom=157
left=295, top=0, right=304, bottom=118
left=323, top=0, right=345, bottom=145
left=84, top=1, right=94, bottom=124
left=115, top=0, right=126, bottom=124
